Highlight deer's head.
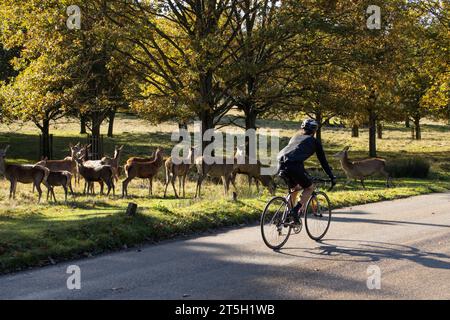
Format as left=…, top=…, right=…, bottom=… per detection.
left=0, top=145, right=10, bottom=173
left=155, top=147, right=164, bottom=160
left=333, top=146, right=350, bottom=160
left=114, top=145, right=124, bottom=159
left=0, top=145, right=9, bottom=158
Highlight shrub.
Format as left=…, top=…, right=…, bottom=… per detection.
left=386, top=158, right=430, bottom=178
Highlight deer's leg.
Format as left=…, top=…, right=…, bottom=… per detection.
left=149, top=177, right=153, bottom=196
left=35, top=183, right=42, bottom=203
left=182, top=175, right=186, bottom=198
left=9, top=180, right=15, bottom=199
left=255, top=178, right=260, bottom=193
left=52, top=187, right=57, bottom=202
left=171, top=175, right=178, bottom=198
left=163, top=174, right=170, bottom=198
left=230, top=175, right=238, bottom=193
left=195, top=176, right=203, bottom=198
left=222, top=176, right=229, bottom=195
left=360, top=179, right=366, bottom=189
left=122, top=177, right=132, bottom=198
left=105, top=179, right=111, bottom=196
left=69, top=180, right=74, bottom=196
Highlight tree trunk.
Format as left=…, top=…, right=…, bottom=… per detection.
left=200, top=111, right=214, bottom=154
left=405, top=117, right=410, bottom=128
left=414, top=116, right=421, bottom=140
left=244, top=107, right=257, bottom=156
left=368, top=108, right=377, bottom=157
left=90, top=113, right=103, bottom=160
left=377, top=121, right=383, bottom=139
left=80, top=115, right=87, bottom=134
left=107, top=107, right=117, bottom=138
left=178, top=121, right=188, bottom=143
left=351, top=124, right=359, bottom=138
left=315, top=111, right=323, bottom=144
left=40, top=118, right=51, bottom=159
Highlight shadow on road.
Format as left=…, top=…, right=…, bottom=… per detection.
left=277, top=238, right=450, bottom=270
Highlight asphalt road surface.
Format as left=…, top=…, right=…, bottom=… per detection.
left=0, top=193, right=449, bottom=299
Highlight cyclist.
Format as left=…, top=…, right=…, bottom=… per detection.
left=277, top=119, right=336, bottom=225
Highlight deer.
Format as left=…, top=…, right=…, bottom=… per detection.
left=163, top=147, right=195, bottom=198
left=74, top=146, right=115, bottom=196
left=333, top=146, right=392, bottom=189
left=45, top=170, right=74, bottom=202
left=100, top=145, right=124, bottom=182
left=125, top=150, right=157, bottom=188
left=232, top=147, right=276, bottom=195
left=0, top=145, right=50, bottom=202
left=66, top=142, right=85, bottom=186
left=194, top=156, right=237, bottom=198
left=122, top=148, right=165, bottom=197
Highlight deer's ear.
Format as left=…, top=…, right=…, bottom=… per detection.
left=4, top=145, right=10, bottom=152
left=344, top=146, right=350, bottom=151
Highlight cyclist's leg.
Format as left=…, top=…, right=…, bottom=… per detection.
left=294, top=164, right=314, bottom=214
left=299, top=184, right=314, bottom=213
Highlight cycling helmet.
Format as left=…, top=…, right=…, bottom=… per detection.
left=301, top=119, right=319, bottom=133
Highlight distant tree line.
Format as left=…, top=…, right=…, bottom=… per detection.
left=0, top=0, right=448, bottom=158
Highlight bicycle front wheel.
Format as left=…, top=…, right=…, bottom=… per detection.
left=260, top=196, right=292, bottom=250
left=304, top=191, right=331, bottom=241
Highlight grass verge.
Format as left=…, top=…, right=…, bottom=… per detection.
left=0, top=178, right=448, bottom=274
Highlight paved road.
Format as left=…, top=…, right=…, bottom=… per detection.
left=0, top=193, right=449, bottom=299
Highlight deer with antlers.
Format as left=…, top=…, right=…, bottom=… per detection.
left=0, top=145, right=50, bottom=202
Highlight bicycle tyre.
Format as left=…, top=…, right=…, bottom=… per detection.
left=304, top=191, right=332, bottom=241
left=260, top=196, right=292, bottom=250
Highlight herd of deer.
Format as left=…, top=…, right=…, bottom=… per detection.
left=0, top=143, right=279, bottom=202
left=0, top=143, right=392, bottom=203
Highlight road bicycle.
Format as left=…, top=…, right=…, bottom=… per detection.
left=260, top=177, right=334, bottom=250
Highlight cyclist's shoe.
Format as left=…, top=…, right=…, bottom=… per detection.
left=289, top=203, right=302, bottom=225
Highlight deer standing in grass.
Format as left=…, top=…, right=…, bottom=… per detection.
left=125, top=149, right=157, bottom=188
left=75, top=146, right=115, bottom=196
left=232, top=147, right=276, bottom=195
left=334, top=146, right=392, bottom=188
left=0, top=145, right=50, bottom=202
left=194, top=156, right=237, bottom=198
left=100, top=145, right=124, bottom=182
left=122, top=148, right=164, bottom=197
left=45, top=170, right=74, bottom=202
left=163, top=147, right=195, bottom=198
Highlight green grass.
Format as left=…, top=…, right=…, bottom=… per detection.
left=0, top=114, right=449, bottom=273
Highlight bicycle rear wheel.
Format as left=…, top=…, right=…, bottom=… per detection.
left=304, top=191, right=331, bottom=241
left=260, top=196, right=292, bottom=250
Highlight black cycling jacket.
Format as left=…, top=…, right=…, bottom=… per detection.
left=277, top=134, right=334, bottom=178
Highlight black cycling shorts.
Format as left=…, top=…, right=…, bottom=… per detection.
left=278, top=161, right=312, bottom=189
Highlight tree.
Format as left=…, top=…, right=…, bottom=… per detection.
left=0, top=54, right=76, bottom=158
left=104, top=0, right=248, bottom=151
